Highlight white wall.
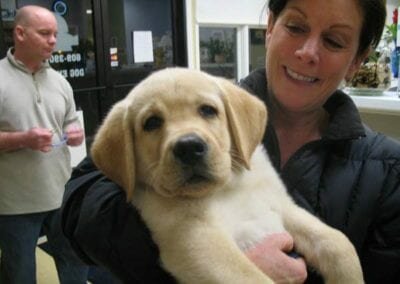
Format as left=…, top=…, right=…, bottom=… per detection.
left=196, top=0, right=266, bottom=25
left=69, top=110, right=87, bottom=167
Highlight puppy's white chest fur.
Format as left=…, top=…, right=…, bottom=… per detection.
left=209, top=146, right=286, bottom=250
left=134, top=146, right=288, bottom=251
left=210, top=187, right=285, bottom=250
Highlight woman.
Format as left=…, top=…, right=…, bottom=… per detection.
left=61, top=0, right=400, bottom=283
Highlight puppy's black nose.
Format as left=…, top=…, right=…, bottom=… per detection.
left=173, top=134, right=208, bottom=165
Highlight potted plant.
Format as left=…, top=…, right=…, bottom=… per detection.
left=347, top=50, right=391, bottom=90
left=208, top=38, right=227, bottom=63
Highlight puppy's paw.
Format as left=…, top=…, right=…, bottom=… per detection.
left=317, top=234, right=364, bottom=284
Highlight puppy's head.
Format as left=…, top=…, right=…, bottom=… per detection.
left=91, top=68, right=267, bottom=200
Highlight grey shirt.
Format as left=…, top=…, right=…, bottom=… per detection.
left=0, top=48, right=79, bottom=214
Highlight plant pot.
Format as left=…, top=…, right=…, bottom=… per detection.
left=214, top=54, right=226, bottom=64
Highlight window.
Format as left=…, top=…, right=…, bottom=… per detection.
left=249, top=28, right=266, bottom=72
left=199, top=27, right=237, bottom=81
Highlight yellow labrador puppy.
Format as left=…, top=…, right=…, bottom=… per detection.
left=91, top=67, right=363, bottom=283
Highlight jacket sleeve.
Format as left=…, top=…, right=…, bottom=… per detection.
left=361, top=159, right=400, bottom=283
left=61, top=156, right=176, bottom=284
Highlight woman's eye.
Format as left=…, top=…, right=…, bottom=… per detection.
left=199, top=105, right=218, bottom=118
left=285, top=24, right=305, bottom=34
left=143, top=115, right=163, bottom=131
left=324, top=37, right=344, bottom=49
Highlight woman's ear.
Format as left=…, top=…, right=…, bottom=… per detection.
left=345, top=48, right=371, bottom=81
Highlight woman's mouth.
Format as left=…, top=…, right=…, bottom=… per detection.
left=286, top=67, right=318, bottom=83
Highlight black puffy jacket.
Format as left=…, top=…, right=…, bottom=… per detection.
left=241, top=68, right=400, bottom=283
left=61, top=68, right=400, bottom=283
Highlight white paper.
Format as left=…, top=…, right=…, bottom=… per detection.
left=133, top=31, right=154, bottom=63
left=69, top=110, right=87, bottom=167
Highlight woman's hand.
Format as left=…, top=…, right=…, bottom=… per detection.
left=245, top=232, right=307, bottom=283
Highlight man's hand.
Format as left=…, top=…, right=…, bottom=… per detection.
left=65, top=123, right=84, bottom=146
left=25, top=127, right=53, bottom=152
left=245, top=232, right=307, bottom=283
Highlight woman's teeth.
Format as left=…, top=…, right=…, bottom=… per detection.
left=287, top=68, right=317, bottom=82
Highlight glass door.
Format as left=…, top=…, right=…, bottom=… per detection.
left=99, top=0, right=187, bottom=114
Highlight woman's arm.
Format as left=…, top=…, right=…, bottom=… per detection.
left=61, top=156, right=176, bottom=283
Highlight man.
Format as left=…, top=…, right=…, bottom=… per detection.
left=0, top=5, right=88, bottom=283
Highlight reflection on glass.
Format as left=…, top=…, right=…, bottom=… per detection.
left=199, top=27, right=237, bottom=81
left=0, top=0, right=17, bottom=54
left=49, top=0, right=96, bottom=85
left=0, top=0, right=96, bottom=86
left=249, top=28, right=266, bottom=72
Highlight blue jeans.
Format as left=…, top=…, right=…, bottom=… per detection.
left=0, top=209, right=88, bottom=284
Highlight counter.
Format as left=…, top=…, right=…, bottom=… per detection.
left=343, top=88, right=400, bottom=141
left=348, top=91, right=400, bottom=116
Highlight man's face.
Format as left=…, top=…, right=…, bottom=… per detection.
left=18, top=10, right=58, bottom=61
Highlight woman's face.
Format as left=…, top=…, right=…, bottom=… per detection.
left=265, top=0, right=366, bottom=113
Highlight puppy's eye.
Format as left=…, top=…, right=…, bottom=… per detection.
left=143, top=115, right=163, bottom=131
left=199, top=104, right=218, bottom=118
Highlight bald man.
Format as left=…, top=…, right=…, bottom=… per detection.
left=0, top=6, right=87, bottom=283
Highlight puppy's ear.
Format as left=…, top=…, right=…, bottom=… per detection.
left=216, top=78, right=267, bottom=169
left=90, top=100, right=136, bottom=201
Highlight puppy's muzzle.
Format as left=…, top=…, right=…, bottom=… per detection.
left=173, top=133, right=208, bottom=166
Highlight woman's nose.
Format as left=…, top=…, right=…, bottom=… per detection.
left=295, top=37, right=320, bottom=64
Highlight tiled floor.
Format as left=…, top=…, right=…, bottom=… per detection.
left=2, top=246, right=94, bottom=284
left=0, top=247, right=59, bottom=284
left=36, top=246, right=60, bottom=283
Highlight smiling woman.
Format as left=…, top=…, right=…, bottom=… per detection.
left=265, top=0, right=367, bottom=116
left=239, top=1, right=400, bottom=282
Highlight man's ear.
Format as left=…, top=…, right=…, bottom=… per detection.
left=90, top=99, right=136, bottom=201
left=215, top=77, right=267, bottom=169
left=14, top=25, right=25, bottom=41
left=345, top=48, right=371, bottom=81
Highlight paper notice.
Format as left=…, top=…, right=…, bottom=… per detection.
left=133, top=31, right=154, bottom=63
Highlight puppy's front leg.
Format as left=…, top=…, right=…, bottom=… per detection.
left=281, top=204, right=364, bottom=284
left=156, top=221, right=273, bottom=284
